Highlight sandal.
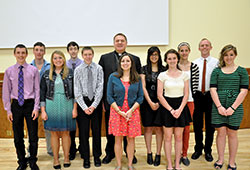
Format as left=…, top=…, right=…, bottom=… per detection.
left=114, top=166, right=122, bottom=170
left=227, top=163, right=237, bottom=170
left=166, top=167, right=174, bottom=170
left=128, top=165, right=135, bottom=170
left=214, top=160, right=223, bottom=169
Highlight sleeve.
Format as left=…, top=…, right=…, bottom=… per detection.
left=210, top=68, right=219, bottom=88
left=33, top=68, right=40, bottom=111
left=239, top=67, right=249, bottom=89
left=91, top=66, right=104, bottom=108
left=135, top=79, right=144, bottom=104
left=107, top=74, right=115, bottom=105
left=2, top=69, right=12, bottom=114
left=74, top=68, right=88, bottom=111
left=157, top=72, right=165, bottom=82
left=98, top=55, right=104, bottom=68
left=135, top=56, right=142, bottom=74
left=40, top=72, right=47, bottom=107
left=141, top=66, right=146, bottom=75
left=183, top=72, right=190, bottom=81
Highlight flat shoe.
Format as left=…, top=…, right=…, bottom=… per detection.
left=63, top=162, right=71, bottom=168
left=53, top=164, right=61, bottom=170
left=214, top=160, right=223, bottom=169
left=227, top=163, right=237, bottom=170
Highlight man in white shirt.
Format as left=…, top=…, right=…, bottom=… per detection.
left=192, top=38, right=218, bottom=162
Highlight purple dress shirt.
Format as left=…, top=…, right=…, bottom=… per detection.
left=66, top=58, right=83, bottom=70
left=2, top=62, right=40, bottom=114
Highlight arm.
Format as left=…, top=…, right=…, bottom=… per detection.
left=72, top=102, right=78, bottom=118
left=2, top=70, right=13, bottom=122
left=140, top=74, right=159, bottom=110
left=210, top=87, right=227, bottom=116
left=32, top=69, right=40, bottom=120
left=175, top=79, right=189, bottom=118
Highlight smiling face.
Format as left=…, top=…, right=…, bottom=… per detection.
left=114, top=35, right=127, bottom=53
left=82, top=49, right=94, bottom=65
left=52, top=53, right=64, bottom=69
left=223, top=50, right=236, bottom=66
left=179, top=45, right=190, bottom=60
left=166, top=53, right=178, bottom=68
left=14, top=47, right=28, bottom=65
left=150, top=51, right=159, bottom=64
left=199, top=39, right=212, bottom=57
left=120, top=55, right=131, bottom=71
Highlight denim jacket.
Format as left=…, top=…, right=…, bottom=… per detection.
left=40, top=69, right=74, bottom=107
left=107, top=72, right=144, bottom=108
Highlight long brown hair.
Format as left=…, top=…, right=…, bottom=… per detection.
left=49, top=50, right=69, bottom=80
left=115, top=53, right=140, bottom=84
left=219, top=44, right=237, bottom=68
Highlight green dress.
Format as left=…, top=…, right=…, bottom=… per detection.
left=44, top=74, right=76, bottom=131
left=210, top=66, right=249, bottom=128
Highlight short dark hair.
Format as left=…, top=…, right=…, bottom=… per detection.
left=164, top=49, right=181, bottom=70
left=33, top=42, right=45, bottom=49
left=113, top=33, right=127, bottom=42
left=81, top=46, right=94, bottom=55
left=67, top=41, right=79, bottom=51
left=14, top=44, right=28, bottom=54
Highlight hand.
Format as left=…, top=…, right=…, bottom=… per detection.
left=88, top=106, right=95, bottom=114
left=218, top=106, right=227, bottom=116
left=172, top=108, right=182, bottom=119
left=225, top=107, right=234, bottom=116
left=41, top=111, right=48, bottom=121
left=7, top=113, right=13, bottom=122
left=118, top=110, right=126, bottom=119
left=72, top=108, right=78, bottom=118
left=84, top=109, right=91, bottom=115
left=102, top=102, right=106, bottom=112
left=32, top=110, right=39, bottom=120
left=150, top=102, right=159, bottom=111
left=125, top=109, right=133, bottom=122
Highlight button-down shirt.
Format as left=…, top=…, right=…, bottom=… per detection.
left=30, top=59, right=50, bottom=80
left=2, top=62, right=40, bottom=114
left=66, top=58, right=82, bottom=70
left=74, top=61, right=103, bottom=110
left=193, top=56, right=219, bottom=92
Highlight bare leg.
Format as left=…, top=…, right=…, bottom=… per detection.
left=155, top=127, right=163, bottom=155
left=174, top=127, right=184, bottom=169
left=115, top=136, right=123, bottom=167
left=216, top=127, right=226, bottom=165
left=144, top=127, right=153, bottom=154
left=61, top=131, right=71, bottom=163
left=51, top=131, right=60, bottom=165
left=126, top=137, right=135, bottom=167
left=227, top=128, right=238, bottom=168
left=163, top=127, right=173, bottom=169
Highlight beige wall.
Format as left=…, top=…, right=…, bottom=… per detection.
left=0, top=0, right=250, bottom=72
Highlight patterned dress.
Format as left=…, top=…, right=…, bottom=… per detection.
left=109, top=80, right=141, bottom=137
left=44, top=74, right=76, bottom=131
left=210, top=66, right=249, bottom=128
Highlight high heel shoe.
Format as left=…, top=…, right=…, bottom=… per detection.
left=63, top=162, right=71, bottom=168
left=53, top=164, right=61, bottom=170
left=153, top=154, right=161, bottom=166
left=214, top=160, right=223, bottom=169
left=147, top=153, right=153, bottom=165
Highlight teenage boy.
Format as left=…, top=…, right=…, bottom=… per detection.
left=30, top=42, right=51, bottom=156
left=2, top=44, right=40, bottom=170
left=66, top=41, right=83, bottom=160
left=74, top=46, right=103, bottom=168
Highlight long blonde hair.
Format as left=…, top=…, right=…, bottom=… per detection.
left=49, top=50, right=69, bottom=80
left=219, top=44, right=237, bottom=68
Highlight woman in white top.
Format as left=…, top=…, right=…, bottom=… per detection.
left=177, top=42, right=199, bottom=166
left=156, top=49, right=191, bottom=170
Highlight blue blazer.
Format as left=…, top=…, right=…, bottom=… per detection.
left=107, top=72, right=144, bottom=108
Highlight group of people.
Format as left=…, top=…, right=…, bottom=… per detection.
left=2, top=33, right=249, bottom=170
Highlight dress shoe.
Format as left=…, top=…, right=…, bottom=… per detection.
left=83, top=159, right=90, bottom=169
left=181, top=157, right=190, bottom=166
left=94, top=157, right=101, bottom=167
left=205, top=153, right=213, bottom=162
left=147, top=153, right=153, bottom=165
left=102, top=155, right=115, bottom=164
left=53, top=164, right=61, bottom=170
left=132, top=155, right=137, bottom=164
left=30, top=162, right=39, bottom=170
left=153, top=154, right=161, bottom=166
left=69, top=153, right=76, bottom=160
left=16, top=164, right=28, bottom=170
left=63, top=162, right=71, bottom=168
left=191, top=151, right=202, bottom=160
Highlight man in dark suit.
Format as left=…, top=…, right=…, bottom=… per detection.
left=99, top=33, right=141, bottom=164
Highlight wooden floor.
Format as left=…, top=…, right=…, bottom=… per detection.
left=0, top=129, right=250, bottom=170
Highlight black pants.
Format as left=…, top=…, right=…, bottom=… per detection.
left=104, top=107, right=129, bottom=157
left=193, top=91, right=215, bottom=154
left=69, top=130, right=78, bottom=155
left=76, top=97, right=102, bottom=160
left=11, top=99, right=38, bottom=165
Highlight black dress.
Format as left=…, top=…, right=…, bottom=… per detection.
left=140, top=65, right=164, bottom=127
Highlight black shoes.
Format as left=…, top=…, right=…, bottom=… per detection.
left=205, top=153, right=213, bottom=162
left=69, top=153, right=76, bottom=160
left=30, top=162, right=39, bottom=170
left=153, top=154, right=161, bottom=166
left=191, top=151, right=202, bottom=160
left=102, top=155, right=115, bottom=164
left=147, top=153, right=153, bottom=165
left=16, top=164, right=28, bottom=170
left=94, top=157, right=101, bottom=167
left=53, top=164, right=61, bottom=170
left=180, top=157, right=190, bottom=166
left=63, top=162, right=71, bottom=168
left=83, top=159, right=90, bottom=169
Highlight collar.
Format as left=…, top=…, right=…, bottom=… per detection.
left=15, top=62, right=28, bottom=69
left=200, top=56, right=212, bottom=62
left=82, top=60, right=93, bottom=68
left=114, top=50, right=126, bottom=57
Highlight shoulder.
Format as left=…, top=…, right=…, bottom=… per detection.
left=101, top=51, right=115, bottom=58
left=237, top=66, right=248, bottom=75
left=27, top=64, right=39, bottom=72
left=93, top=62, right=103, bottom=71
left=5, top=65, right=15, bottom=74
